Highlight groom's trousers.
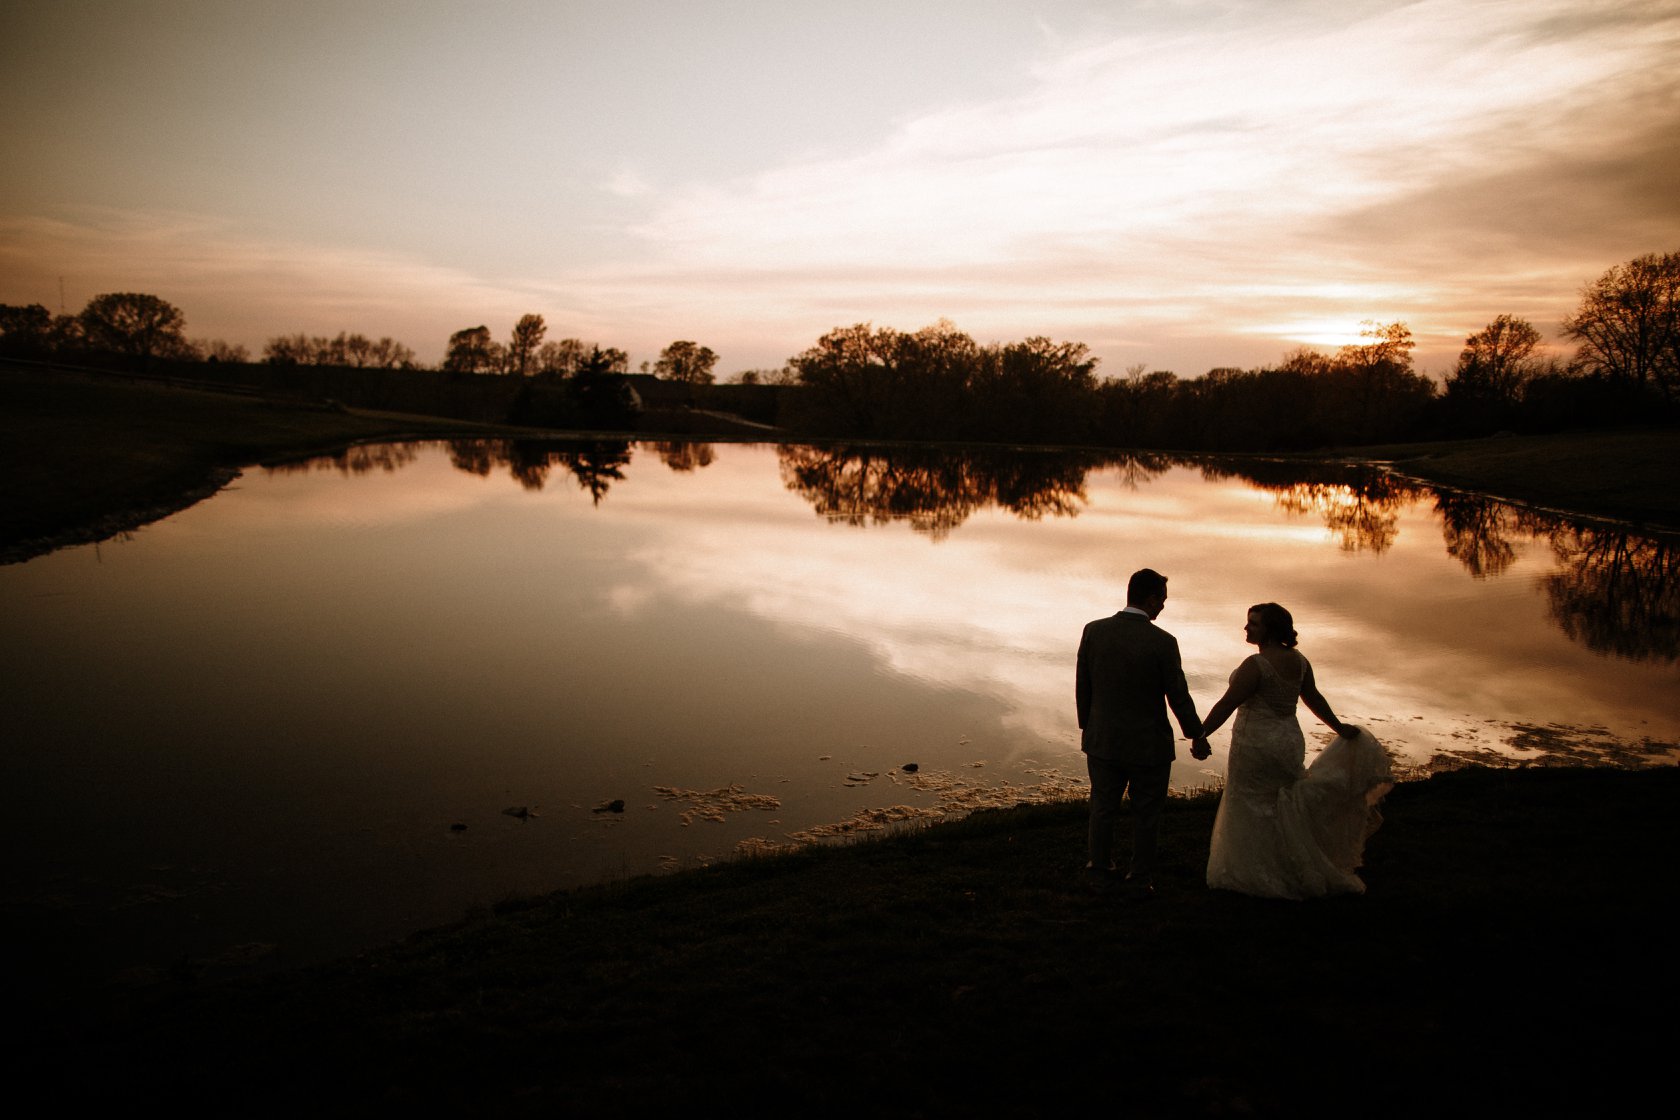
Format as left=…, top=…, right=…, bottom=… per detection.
left=1086, top=755, right=1171, bottom=877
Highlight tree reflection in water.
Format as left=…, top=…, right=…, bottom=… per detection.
left=1545, top=527, right=1679, bottom=663
left=1197, top=459, right=1422, bottom=553
left=1434, top=489, right=1523, bottom=578
left=1436, top=491, right=1680, bottom=663
left=1433, top=490, right=1679, bottom=663
left=444, top=439, right=632, bottom=504
left=652, top=441, right=717, bottom=472
left=775, top=444, right=1155, bottom=539
left=1200, top=458, right=1677, bottom=662
left=266, top=442, right=423, bottom=476
left=274, top=439, right=1677, bottom=663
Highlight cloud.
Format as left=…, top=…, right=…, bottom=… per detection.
left=0, top=208, right=604, bottom=359
left=614, top=0, right=1680, bottom=370
left=4, top=1, right=1675, bottom=376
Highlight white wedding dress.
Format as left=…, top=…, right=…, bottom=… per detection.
left=1206, top=654, right=1394, bottom=899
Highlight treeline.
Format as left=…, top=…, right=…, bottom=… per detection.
left=785, top=248, right=1679, bottom=449
left=785, top=320, right=1100, bottom=443
left=3, top=248, right=1674, bottom=448
left=781, top=318, right=1443, bottom=448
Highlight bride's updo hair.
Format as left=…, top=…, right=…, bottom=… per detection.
left=1249, top=602, right=1299, bottom=648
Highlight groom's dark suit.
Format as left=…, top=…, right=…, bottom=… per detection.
left=1076, top=609, right=1203, bottom=877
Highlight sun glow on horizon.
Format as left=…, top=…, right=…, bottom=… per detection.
left=1256, top=322, right=1387, bottom=351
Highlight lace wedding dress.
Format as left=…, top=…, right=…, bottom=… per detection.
left=1206, top=654, right=1394, bottom=899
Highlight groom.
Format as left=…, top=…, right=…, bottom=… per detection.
left=1076, top=568, right=1210, bottom=891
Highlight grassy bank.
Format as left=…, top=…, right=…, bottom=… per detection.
left=0, top=363, right=507, bottom=561
left=22, top=766, right=1676, bottom=1115
left=1343, top=428, right=1680, bottom=530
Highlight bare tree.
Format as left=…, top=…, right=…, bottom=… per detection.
left=536, top=337, right=589, bottom=377
left=195, top=338, right=251, bottom=362
left=368, top=337, right=416, bottom=368
left=1447, top=314, right=1543, bottom=413
left=1562, top=250, right=1679, bottom=401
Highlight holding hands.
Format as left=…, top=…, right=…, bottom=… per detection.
left=1190, top=735, right=1212, bottom=760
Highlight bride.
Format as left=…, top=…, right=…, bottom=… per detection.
left=1200, top=603, right=1394, bottom=899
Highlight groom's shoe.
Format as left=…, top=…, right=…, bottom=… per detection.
left=1082, top=862, right=1120, bottom=895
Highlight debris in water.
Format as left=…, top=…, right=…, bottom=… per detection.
left=593, top=799, right=626, bottom=814
left=653, top=783, right=782, bottom=826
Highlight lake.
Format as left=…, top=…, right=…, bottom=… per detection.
left=5, top=438, right=1676, bottom=988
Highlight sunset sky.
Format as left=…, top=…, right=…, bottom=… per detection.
left=3, top=0, right=1677, bottom=376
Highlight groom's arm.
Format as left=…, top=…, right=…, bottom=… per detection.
left=1161, top=637, right=1204, bottom=740
left=1075, top=627, right=1092, bottom=730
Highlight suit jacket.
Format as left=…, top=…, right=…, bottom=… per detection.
left=1076, top=611, right=1203, bottom=766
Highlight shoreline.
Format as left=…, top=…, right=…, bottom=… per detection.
left=6, top=364, right=1677, bottom=565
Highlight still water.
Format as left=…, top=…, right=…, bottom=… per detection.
left=5, top=439, right=1676, bottom=986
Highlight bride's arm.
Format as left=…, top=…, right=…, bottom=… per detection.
left=1300, top=661, right=1356, bottom=737
left=1199, top=657, right=1261, bottom=738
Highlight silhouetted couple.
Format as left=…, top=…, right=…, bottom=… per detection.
left=1075, top=568, right=1392, bottom=899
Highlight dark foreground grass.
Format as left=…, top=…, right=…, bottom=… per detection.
left=19, top=766, right=1676, bottom=1117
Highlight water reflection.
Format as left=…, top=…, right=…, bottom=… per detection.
left=1187, top=457, right=1679, bottom=664
left=1197, top=459, right=1422, bottom=554
left=265, top=440, right=1680, bottom=665
left=9, top=439, right=1676, bottom=994
left=775, top=444, right=1142, bottom=539
left=439, top=438, right=633, bottom=503
left=653, top=441, right=717, bottom=472
left=1427, top=491, right=1680, bottom=663
left=1542, top=526, right=1679, bottom=663
left=269, top=441, right=424, bottom=476
left=1435, top=489, right=1523, bottom=578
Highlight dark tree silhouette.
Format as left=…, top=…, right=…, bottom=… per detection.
left=0, top=303, right=53, bottom=356
left=443, top=326, right=497, bottom=374
left=1445, top=314, right=1545, bottom=431
left=509, top=314, right=547, bottom=377
left=1563, top=250, right=1680, bottom=403
left=77, top=292, right=189, bottom=367
left=654, top=340, right=719, bottom=385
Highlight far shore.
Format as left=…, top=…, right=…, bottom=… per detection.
left=6, top=361, right=1676, bottom=565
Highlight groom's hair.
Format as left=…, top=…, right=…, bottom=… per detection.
left=1127, top=568, right=1168, bottom=606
